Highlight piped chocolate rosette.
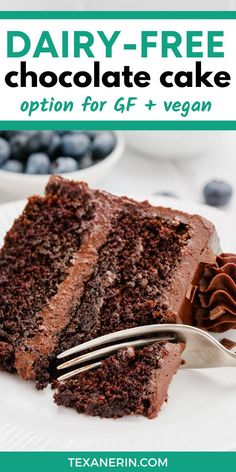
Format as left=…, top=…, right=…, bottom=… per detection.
left=195, top=253, right=236, bottom=332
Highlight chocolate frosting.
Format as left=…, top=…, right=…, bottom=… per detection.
left=195, top=253, right=236, bottom=332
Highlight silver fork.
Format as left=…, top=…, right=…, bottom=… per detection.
left=57, top=324, right=236, bottom=381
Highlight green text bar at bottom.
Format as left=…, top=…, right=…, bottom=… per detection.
left=0, top=452, right=236, bottom=472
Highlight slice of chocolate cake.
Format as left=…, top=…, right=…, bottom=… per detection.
left=54, top=342, right=182, bottom=419
left=0, top=176, right=219, bottom=417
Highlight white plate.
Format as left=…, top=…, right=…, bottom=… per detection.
left=0, top=196, right=236, bottom=452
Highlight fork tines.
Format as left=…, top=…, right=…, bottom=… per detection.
left=57, top=327, right=176, bottom=381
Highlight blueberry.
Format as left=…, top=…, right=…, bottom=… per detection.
left=0, top=138, right=11, bottom=166
left=154, top=191, right=178, bottom=199
left=26, top=153, right=51, bottom=175
left=53, top=157, right=78, bottom=174
left=47, top=133, right=61, bottom=159
left=9, top=133, right=30, bottom=161
left=203, top=180, right=233, bottom=207
left=91, top=132, right=116, bottom=160
left=60, top=133, right=90, bottom=160
left=1, top=159, right=23, bottom=173
left=26, top=131, right=56, bottom=154
left=79, top=154, right=93, bottom=169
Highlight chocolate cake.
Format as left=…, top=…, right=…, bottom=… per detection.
left=0, top=176, right=219, bottom=418
left=54, top=342, right=182, bottom=419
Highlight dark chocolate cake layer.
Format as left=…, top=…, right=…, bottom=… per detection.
left=54, top=342, right=182, bottom=419
left=0, top=176, right=219, bottom=396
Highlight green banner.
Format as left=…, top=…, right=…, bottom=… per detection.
left=0, top=452, right=236, bottom=472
